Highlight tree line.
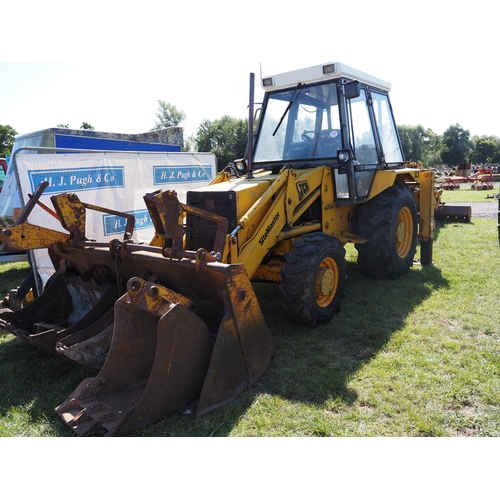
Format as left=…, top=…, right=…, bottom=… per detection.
left=398, top=123, right=500, bottom=167
left=2, top=101, right=499, bottom=169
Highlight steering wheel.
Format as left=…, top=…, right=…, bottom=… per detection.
left=301, top=130, right=315, bottom=141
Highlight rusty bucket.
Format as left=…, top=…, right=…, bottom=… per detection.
left=56, top=264, right=275, bottom=436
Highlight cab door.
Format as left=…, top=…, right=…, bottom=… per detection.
left=335, top=85, right=381, bottom=205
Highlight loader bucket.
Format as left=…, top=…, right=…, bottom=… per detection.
left=436, top=203, right=471, bottom=222
left=56, top=259, right=275, bottom=436
left=0, top=267, right=118, bottom=370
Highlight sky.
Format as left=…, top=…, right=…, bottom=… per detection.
left=1, top=1, right=499, bottom=144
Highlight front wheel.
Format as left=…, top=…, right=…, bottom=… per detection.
left=355, top=183, right=418, bottom=279
left=279, top=233, right=347, bottom=326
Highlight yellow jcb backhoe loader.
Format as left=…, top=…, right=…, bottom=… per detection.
left=0, top=62, right=465, bottom=436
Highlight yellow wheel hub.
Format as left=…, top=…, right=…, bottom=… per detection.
left=314, top=257, right=339, bottom=307
left=395, top=206, right=413, bottom=258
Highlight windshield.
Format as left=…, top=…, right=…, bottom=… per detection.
left=254, top=81, right=342, bottom=164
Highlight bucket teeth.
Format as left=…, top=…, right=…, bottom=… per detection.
left=71, top=376, right=108, bottom=403
left=70, top=403, right=106, bottom=425
left=56, top=398, right=124, bottom=437
left=56, top=397, right=83, bottom=414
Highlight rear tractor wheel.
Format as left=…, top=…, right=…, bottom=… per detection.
left=355, top=182, right=418, bottom=279
left=279, top=233, right=347, bottom=326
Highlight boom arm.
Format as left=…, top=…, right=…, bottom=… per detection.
left=230, top=167, right=326, bottom=277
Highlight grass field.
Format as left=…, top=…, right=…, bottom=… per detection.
left=0, top=187, right=499, bottom=437
left=439, top=180, right=500, bottom=203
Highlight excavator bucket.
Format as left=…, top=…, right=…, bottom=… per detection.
left=0, top=267, right=118, bottom=370
left=56, top=278, right=213, bottom=436
left=0, top=188, right=132, bottom=369
left=56, top=268, right=274, bottom=436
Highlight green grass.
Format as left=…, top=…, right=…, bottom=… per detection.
left=439, top=181, right=500, bottom=203
left=1, top=217, right=499, bottom=437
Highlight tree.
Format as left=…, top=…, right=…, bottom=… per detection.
left=184, top=134, right=198, bottom=152
left=195, top=115, right=248, bottom=170
left=398, top=125, right=442, bottom=166
left=152, top=101, right=186, bottom=130
left=0, top=124, right=17, bottom=156
left=80, top=122, right=94, bottom=130
left=57, top=124, right=69, bottom=128
left=441, top=123, right=474, bottom=166
left=470, top=135, right=500, bottom=164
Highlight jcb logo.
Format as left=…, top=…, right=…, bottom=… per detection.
left=297, top=181, right=309, bottom=200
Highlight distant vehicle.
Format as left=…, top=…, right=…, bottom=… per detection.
left=442, top=166, right=494, bottom=190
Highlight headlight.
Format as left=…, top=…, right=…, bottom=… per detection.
left=234, top=159, right=247, bottom=171
left=337, top=150, right=351, bottom=163
left=322, top=63, right=336, bottom=74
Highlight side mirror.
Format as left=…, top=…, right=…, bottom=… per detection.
left=344, top=81, right=361, bottom=99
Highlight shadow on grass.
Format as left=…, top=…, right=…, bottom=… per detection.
left=0, top=331, right=265, bottom=437
left=0, top=334, right=94, bottom=436
left=250, top=250, right=450, bottom=413
left=0, top=249, right=449, bottom=437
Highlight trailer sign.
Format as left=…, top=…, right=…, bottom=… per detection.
left=5, top=151, right=216, bottom=288
left=28, top=166, right=125, bottom=194
left=154, top=165, right=212, bottom=185
left=103, top=209, right=153, bottom=236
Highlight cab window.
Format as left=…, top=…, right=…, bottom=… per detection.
left=371, top=91, right=403, bottom=163
left=349, top=88, right=377, bottom=164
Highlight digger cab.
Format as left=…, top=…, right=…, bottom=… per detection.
left=250, top=62, right=405, bottom=205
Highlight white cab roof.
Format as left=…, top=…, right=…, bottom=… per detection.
left=262, top=62, right=391, bottom=92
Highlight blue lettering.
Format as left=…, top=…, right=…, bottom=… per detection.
left=103, top=209, right=152, bottom=236
left=28, top=166, right=125, bottom=194
left=153, top=165, right=212, bottom=185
